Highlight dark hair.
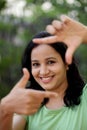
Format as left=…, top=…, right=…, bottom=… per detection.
left=22, top=31, right=85, bottom=107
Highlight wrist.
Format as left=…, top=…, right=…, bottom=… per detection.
left=0, top=97, right=14, bottom=116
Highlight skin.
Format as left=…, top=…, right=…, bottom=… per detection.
left=33, top=15, right=87, bottom=64
left=12, top=44, right=68, bottom=129
left=31, top=44, right=68, bottom=109
left=0, top=68, right=57, bottom=130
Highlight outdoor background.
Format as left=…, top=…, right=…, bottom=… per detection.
left=0, top=0, right=87, bottom=99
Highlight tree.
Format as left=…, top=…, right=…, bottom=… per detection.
left=0, top=0, right=7, bottom=12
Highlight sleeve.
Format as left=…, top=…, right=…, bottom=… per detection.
left=82, top=83, right=87, bottom=103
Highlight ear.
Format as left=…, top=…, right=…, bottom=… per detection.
left=65, top=64, right=69, bottom=70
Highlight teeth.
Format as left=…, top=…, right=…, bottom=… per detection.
left=42, top=77, right=51, bottom=80
left=40, top=76, right=53, bottom=83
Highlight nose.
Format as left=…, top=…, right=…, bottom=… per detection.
left=39, top=64, right=49, bottom=76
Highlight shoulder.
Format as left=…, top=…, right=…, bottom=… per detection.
left=82, top=83, right=87, bottom=102
left=83, top=83, right=87, bottom=93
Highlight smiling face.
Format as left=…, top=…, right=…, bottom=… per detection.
left=31, top=44, right=68, bottom=93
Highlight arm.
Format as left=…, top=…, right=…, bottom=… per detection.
left=0, top=68, right=57, bottom=130
left=0, top=68, right=29, bottom=130
left=12, top=114, right=26, bottom=130
left=0, top=102, right=13, bottom=130
left=0, top=107, right=26, bottom=130
left=33, top=15, right=87, bottom=64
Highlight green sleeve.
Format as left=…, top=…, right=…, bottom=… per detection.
left=83, top=83, right=87, bottom=103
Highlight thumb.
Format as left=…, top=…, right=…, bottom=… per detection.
left=65, top=46, right=75, bottom=64
left=14, top=68, right=30, bottom=89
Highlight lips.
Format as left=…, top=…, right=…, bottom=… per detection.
left=40, top=76, right=54, bottom=83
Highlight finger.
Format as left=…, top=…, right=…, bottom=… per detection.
left=46, top=25, right=56, bottom=34
left=43, top=91, right=58, bottom=98
left=33, top=35, right=59, bottom=44
left=52, top=20, right=63, bottom=30
left=28, top=89, right=58, bottom=99
left=14, top=68, right=30, bottom=88
left=65, top=46, right=76, bottom=64
left=60, top=15, right=71, bottom=24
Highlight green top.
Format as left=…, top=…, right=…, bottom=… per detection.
left=25, top=84, right=87, bottom=130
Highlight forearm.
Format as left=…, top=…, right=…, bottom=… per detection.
left=0, top=98, right=13, bottom=130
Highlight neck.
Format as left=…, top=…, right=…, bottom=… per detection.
left=46, top=80, right=68, bottom=110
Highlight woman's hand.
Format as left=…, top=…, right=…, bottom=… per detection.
left=1, top=68, right=57, bottom=115
left=33, top=15, right=87, bottom=64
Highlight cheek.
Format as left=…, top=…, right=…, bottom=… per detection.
left=32, top=69, right=38, bottom=78
left=52, top=64, right=62, bottom=72
left=54, top=64, right=67, bottom=75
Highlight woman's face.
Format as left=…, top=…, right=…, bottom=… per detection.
left=31, top=44, right=68, bottom=92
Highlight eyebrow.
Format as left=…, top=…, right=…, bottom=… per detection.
left=31, top=57, right=57, bottom=62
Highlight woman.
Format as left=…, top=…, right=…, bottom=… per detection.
left=12, top=31, right=87, bottom=130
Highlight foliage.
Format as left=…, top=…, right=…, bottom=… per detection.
left=0, top=0, right=7, bottom=12
left=0, top=0, right=87, bottom=98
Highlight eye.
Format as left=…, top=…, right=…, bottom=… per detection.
left=47, top=60, right=56, bottom=65
left=32, top=62, right=40, bottom=68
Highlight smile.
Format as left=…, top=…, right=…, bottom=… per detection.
left=40, top=76, right=54, bottom=83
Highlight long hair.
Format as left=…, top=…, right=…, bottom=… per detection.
left=21, top=31, right=85, bottom=107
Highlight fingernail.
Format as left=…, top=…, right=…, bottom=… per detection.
left=61, top=15, right=67, bottom=22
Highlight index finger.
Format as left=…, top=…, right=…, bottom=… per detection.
left=28, top=89, right=58, bottom=98
left=43, top=91, right=58, bottom=98
left=33, top=35, right=59, bottom=44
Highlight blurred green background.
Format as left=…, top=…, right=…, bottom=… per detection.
left=0, top=0, right=87, bottom=99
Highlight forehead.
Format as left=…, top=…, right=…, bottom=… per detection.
left=31, top=44, right=62, bottom=60
left=32, top=44, right=56, bottom=54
